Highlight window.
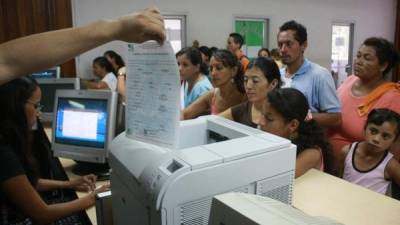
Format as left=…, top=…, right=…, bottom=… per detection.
left=164, top=15, right=187, bottom=53
left=331, top=22, right=354, bottom=88
left=234, top=17, right=269, bottom=59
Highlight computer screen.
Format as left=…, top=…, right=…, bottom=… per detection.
left=31, top=66, right=60, bottom=79
left=52, top=90, right=117, bottom=164
left=55, top=97, right=108, bottom=149
left=37, top=78, right=80, bottom=122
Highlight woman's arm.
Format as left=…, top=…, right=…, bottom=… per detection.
left=385, top=158, right=400, bottom=187
left=218, top=108, right=234, bottom=120
left=0, top=7, right=165, bottom=85
left=82, top=80, right=110, bottom=90
left=1, top=175, right=108, bottom=225
left=117, top=75, right=127, bottom=97
left=182, top=91, right=212, bottom=120
left=295, top=148, right=322, bottom=178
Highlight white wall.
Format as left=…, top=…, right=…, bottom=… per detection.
left=72, top=0, right=397, bottom=78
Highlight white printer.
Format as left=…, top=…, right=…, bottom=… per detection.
left=109, top=116, right=296, bottom=225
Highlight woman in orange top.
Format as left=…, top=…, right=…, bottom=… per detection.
left=328, top=37, right=400, bottom=164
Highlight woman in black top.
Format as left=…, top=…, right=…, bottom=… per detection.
left=219, top=57, right=281, bottom=128
left=0, top=77, right=108, bottom=224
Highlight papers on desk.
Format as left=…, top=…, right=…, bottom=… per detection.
left=125, top=41, right=180, bottom=149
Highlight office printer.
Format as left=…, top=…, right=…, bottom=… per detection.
left=109, top=116, right=296, bottom=225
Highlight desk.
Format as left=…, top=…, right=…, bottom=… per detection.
left=293, top=169, right=400, bottom=225
left=47, top=128, right=400, bottom=225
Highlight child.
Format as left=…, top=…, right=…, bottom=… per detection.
left=338, top=108, right=400, bottom=195
left=259, top=88, right=334, bottom=178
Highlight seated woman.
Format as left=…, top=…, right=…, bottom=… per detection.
left=328, top=37, right=400, bottom=163
left=0, top=76, right=108, bottom=224
left=259, top=88, right=334, bottom=178
left=104, top=50, right=127, bottom=98
left=182, top=49, right=247, bottom=119
left=82, top=56, right=117, bottom=91
left=219, top=57, right=281, bottom=128
left=177, top=47, right=212, bottom=108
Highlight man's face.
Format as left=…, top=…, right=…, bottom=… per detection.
left=277, top=30, right=306, bottom=65
left=227, top=37, right=240, bottom=53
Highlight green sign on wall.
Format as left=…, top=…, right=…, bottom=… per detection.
left=235, top=19, right=267, bottom=59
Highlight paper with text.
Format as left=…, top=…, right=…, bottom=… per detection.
left=125, top=41, right=180, bottom=149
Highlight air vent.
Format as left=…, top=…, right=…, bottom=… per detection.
left=180, top=198, right=212, bottom=225
left=256, top=172, right=294, bottom=204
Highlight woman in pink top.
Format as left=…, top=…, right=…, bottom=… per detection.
left=182, top=49, right=247, bottom=119
left=328, top=37, right=400, bottom=163
left=337, top=109, right=400, bottom=195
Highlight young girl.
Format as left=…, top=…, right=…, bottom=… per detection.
left=176, top=47, right=212, bottom=108
left=259, top=88, right=333, bottom=178
left=182, top=49, right=247, bottom=119
left=0, top=77, right=108, bottom=224
left=219, top=57, right=281, bottom=128
left=338, top=108, right=400, bottom=195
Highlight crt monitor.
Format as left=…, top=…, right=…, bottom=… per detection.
left=52, top=90, right=117, bottom=173
left=31, top=66, right=61, bottom=79
left=37, top=78, right=80, bottom=123
left=208, top=192, right=343, bottom=225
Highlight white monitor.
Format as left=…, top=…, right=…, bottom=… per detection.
left=51, top=89, right=117, bottom=165
left=31, top=66, right=61, bottom=79
left=208, top=192, right=343, bottom=225
left=37, top=78, right=80, bottom=122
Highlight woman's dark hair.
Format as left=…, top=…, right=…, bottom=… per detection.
left=270, top=48, right=281, bottom=60
left=212, top=49, right=245, bottom=93
left=257, top=48, right=270, bottom=57
left=210, top=47, right=218, bottom=54
left=365, top=108, right=400, bottom=139
left=267, top=88, right=334, bottom=175
left=176, top=47, right=209, bottom=74
left=0, top=76, right=40, bottom=185
left=93, top=56, right=116, bottom=76
left=363, top=37, right=400, bottom=75
left=247, top=57, right=282, bottom=88
left=198, top=46, right=212, bottom=60
left=104, top=50, right=125, bottom=69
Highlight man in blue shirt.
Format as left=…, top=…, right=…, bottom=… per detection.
left=277, top=20, right=341, bottom=128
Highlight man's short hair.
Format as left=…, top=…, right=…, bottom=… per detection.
left=279, top=20, right=307, bottom=45
left=229, top=33, right=245, bottom=48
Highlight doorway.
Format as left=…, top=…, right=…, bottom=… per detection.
left=331, top=23, right=354, bottom=88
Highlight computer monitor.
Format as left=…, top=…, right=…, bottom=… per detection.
left=52, top=90, right=117, bottom=172
left=31, top=66, right=61, bottom=79
left=208, top=192, right=343, bottom=225
left=37, top=78, right=80, bottom=122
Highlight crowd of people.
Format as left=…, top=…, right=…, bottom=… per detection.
left=0, top=6, right=400, bottom=225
